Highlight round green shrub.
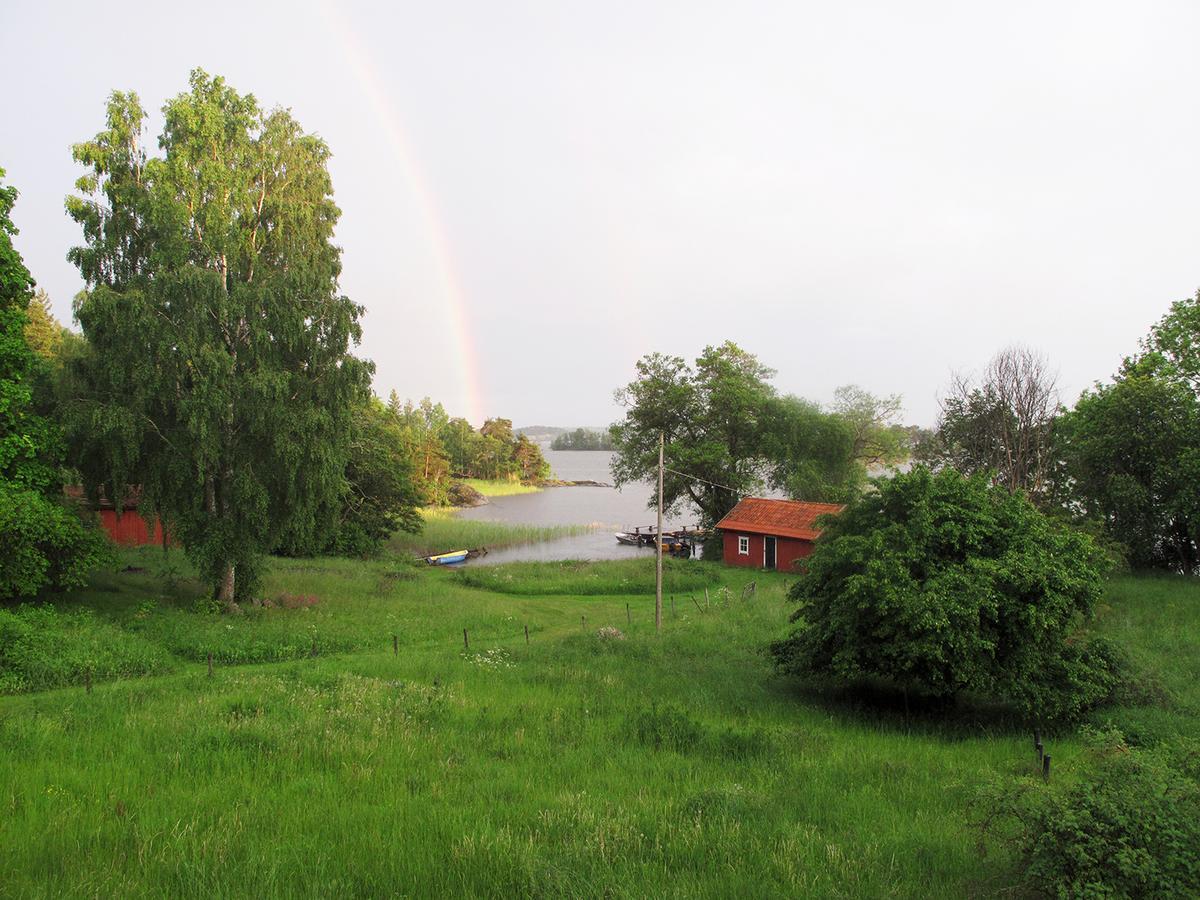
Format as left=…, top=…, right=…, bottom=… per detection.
left=772, top=466, right=1121, bottom=721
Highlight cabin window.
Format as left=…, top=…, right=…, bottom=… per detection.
left=738, top=535, right=749, bottom=555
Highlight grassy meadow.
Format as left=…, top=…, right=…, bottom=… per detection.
left=1, top=547, right=1198, bottom=897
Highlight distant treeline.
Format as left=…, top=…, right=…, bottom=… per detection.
left=386, top=393, right=550, bottom=504
left=551, top=428, right=615, bottom=451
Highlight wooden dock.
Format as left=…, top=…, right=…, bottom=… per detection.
left=616, top=524, right=709, bottom=555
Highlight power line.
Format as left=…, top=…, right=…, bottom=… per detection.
left=661, top=466, right=745, bottom=494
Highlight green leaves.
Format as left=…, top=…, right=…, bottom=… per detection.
left=611, top=342, right=861, bottom=532
left=980, top=730, right=1200, bottom=897
left=1063, top=371, right=1200, bottom=571
left=0, top=168, right=109, bottom=599
left=65, top=71, right=371, bottom=602
left=774, top=467, right=1117, bottom=721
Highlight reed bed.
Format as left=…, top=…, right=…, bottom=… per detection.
left=387, top=508, right=590, bottom=557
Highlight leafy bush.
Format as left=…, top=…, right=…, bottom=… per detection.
left=0, top=604, right=173, bottom=693
left=0, top=482, right=114, bottom=601
left=979, top=729, right=1200, bottom=898
left=772, top=467, right=1121, bottom=722
left=0, top=168, right=112, bottom=600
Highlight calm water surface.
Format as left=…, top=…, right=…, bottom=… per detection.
left=458, top=449, right=701, bottom=564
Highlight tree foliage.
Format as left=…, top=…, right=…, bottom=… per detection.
left=296, top=399, right=423, bottom=556
left=830, top=384, right=908, bottom=467
left=772, top=467, right=1120, bottom=721
left=1134, top=287, right=1200, bottom=392
left=551, top=428, right=615, bottom=451
left=1060, top=366, right=1200, bottom=572
left=0, top=168, right=110, bottom=600
left=921, top=346, right=1059, bottom=501
left=382, top=400, right=549, bottom=499
left=761, top=395, right=861, bottom=503
left=23, top=289, right=66, bottom=360
left=63, top=72, right=370, bottom=605
left=611, top=342, right=861, bottom=533
left=1052, top=294, right=1200, bottom=572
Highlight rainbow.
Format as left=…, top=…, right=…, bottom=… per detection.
left=320, top=3, right=486, bottom=424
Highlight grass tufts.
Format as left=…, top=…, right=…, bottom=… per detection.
left=387, top=508, right=589, bottom=557
left=454, top=557, right=721, bottom=596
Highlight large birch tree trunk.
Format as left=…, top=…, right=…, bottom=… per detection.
left=217, top=562, right=235, bottom=607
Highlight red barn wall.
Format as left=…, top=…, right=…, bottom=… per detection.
left=99, top=509, right=166, bottom=547
left=776, top=537, right=815, bottom=571
left=720, top=531, right=814, bottom=570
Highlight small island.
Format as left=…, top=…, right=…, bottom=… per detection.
left=550, top=427, right=615, bottom=451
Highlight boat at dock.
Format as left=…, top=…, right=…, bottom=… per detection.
left=613, top=525, right=708, bottom=556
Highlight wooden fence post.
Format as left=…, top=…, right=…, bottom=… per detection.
left=524, top=624, right=530, bottom=644
left=463, top=628, right=469, bottom=650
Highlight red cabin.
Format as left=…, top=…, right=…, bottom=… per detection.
left=715, top=497, right=844, bottom=571
left=64, top=485, right=169, bottom=547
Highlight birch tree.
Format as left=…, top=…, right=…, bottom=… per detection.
left=64, top=71, right=371, bottom=606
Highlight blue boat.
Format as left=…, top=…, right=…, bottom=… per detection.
left=425, top=549, right=469, bottom=566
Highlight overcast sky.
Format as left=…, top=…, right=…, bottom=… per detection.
left=3, top=1, right=1198, bottom=427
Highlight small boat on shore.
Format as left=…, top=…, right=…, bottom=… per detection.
left=614, top=531, right=642, bottom=546
left=425, top=549, right=469, bottom=565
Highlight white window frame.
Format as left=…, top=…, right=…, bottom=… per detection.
left=738, top=535, right=749, bottom=555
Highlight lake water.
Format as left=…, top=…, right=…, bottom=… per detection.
left=457, top=449, right=701, bottom=564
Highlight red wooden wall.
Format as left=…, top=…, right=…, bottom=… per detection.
left=720, top=531, right=815, bottom=571
left=98, top=509, right=167, bottom=546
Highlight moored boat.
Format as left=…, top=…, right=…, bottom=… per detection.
left=425, top=549, right=469, bottom=565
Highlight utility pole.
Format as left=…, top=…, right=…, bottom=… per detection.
left=656, top=431, right=663, bottom=633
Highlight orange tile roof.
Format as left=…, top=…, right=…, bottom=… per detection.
left=715, top=497, right=844, bottom=542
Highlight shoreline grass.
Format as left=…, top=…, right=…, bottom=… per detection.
left=387, top=507, right=590, bottom=557
left=459, top=477, right=542, bottom=498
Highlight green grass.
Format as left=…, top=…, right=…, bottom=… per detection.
left=0, top=604, right=175, bottom=693
left=1083, top=573, right=1200, bottom=746
left=459, top=477, right=541, bottom=497
left=387, top=507, right=590, bottom=557
left=0, top=559, right=1196, bottom=897
left=454, top=556, right=721, bottom=596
